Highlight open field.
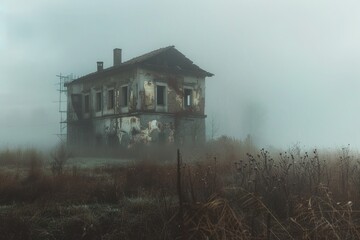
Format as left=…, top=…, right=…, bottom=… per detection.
left=66, top=157, right=130, bottom=169
left=1, top=138, right=360, bottom=239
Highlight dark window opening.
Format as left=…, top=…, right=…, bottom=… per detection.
left=71, top=94, right=82, bottom=119
left=122, top=86, right=128, bottom=107
left=157, top=85, right=165, bottom=105
left=184, top=89, right=192, bottom=107
left=96, top=92, right=102, bottom=112
left=84, top=95, right=90, bottom=113
left=108, top=89, right=114, bottom=109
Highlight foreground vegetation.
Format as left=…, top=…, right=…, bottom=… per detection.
left=1, top=138, right=360, bottom=239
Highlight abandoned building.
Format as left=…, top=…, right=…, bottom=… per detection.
left=65, top=46, right=213, bottom=147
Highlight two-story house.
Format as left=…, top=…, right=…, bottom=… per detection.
left=65, top=46, right=213, bottom=147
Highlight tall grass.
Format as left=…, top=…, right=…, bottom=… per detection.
left=1, top=140, right=360, bottom=239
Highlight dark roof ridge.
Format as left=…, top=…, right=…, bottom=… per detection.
left=121, top=45, right=175, bottom=65
left=66, top=45, right=212, bottom=86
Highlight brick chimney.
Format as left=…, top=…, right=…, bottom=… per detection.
left=97, top=61, right=103, bottom=72
left=113, top=48, right=122, bottom=66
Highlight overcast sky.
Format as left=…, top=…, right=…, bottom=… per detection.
left=1, top=0, right=360, bottom=150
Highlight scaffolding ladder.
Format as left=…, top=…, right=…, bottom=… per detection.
left=56, top=73, right=72, bottom=143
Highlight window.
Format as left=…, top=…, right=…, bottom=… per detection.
left=157, top=85, right=166, bottom=105
left=184, top=88, right=192, bottom=108
left=84, top=94, right=90, bottom=113
left=121, top=86, right=128, bottom=107
left=108, top=89, right=114, bottom=110
left=96, top=92, right=102, bottom=112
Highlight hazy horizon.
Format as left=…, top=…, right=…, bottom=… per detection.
left=2, top=0, right=360, bottom=151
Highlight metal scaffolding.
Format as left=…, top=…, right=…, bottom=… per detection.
left=56, top=73, right=72, bottom=143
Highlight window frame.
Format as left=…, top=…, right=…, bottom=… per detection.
left=95, top=91, right=102, bottom=112
left=107, top=89, right=115, bottom=110
left=84, top=94, right=90, bottom=113
left=156, top=85, right=166, bottom=106
left=155, top=83, right=167, bottom=112
left=121, top=85, right=128, bottom=107
left=184, top=88, right=193, bottom=108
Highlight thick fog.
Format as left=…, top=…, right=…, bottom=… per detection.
left=1, top=0, right=360, bottom=150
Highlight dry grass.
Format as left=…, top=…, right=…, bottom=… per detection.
left=1, top=139, right=360, bottom=239
left=181, top=196, right=250, bottom=240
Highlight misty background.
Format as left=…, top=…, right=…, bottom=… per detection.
left=1, top=0, right=360, bottom=150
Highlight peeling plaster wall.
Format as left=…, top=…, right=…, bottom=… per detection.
left=86, top=115, right=175, bottom=148
left=142, top=80, right=155, bottom=110
left=142, top=114, right=205, bottom=145
left=92, top=116, right=141, bottom=147
left=67, top=67, right=207, bottom=148
left=67, top=69, right=138, bottom=120
left=67, top=68, right=206, bottom=121
left=137, top=68, right=206, bottom=114
left=66, top=69, right=138, bottom=146
left=183, top=75, right=206, bottom=114
left=139, top=114, right=175, bottom=144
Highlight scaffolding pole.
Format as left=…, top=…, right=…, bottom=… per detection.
left=56, top=73, right=71, bottom=143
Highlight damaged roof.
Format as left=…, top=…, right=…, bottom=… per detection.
left=67, top=46, right=213, bottom=85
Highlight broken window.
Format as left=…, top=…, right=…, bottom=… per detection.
left=96, top=92, right=102, bottom=112
left=184, top=88, right=192, bottom=108
left=157, top=85, right=166, bottom=105
left=122, top=86, right=128, bottom=107
left=108, top=89, right=114, bottom=110
left=84, top=94, right=90, bottom=113
left=71, top=94, right=82, bottom=119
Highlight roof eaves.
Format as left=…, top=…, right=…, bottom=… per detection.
left=66, top=45, right=214, bottom=85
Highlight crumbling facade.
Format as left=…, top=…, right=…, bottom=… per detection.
left=65, top=46, right=213, bottom=147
